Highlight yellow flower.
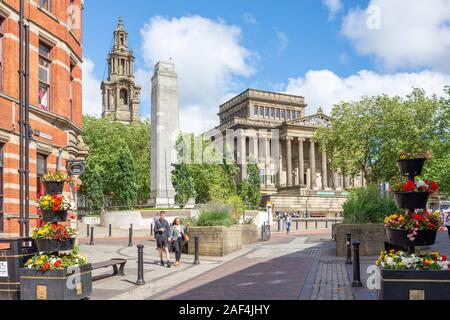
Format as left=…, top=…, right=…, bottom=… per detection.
left=398, top=216, right=405, bottom=222
left=27, top=259, right=33, bottom=264
left=36, top=260, right=44, bottom=265
left=38, top=229, right=44, bottom=235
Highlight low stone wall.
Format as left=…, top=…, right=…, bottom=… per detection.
left=336, top=223, right=386, bottom=257
left=187, top=226, right=242, bottom=257
left=239, top=224, right=258, bottom=245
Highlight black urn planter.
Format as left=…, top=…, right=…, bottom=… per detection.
left=20, top=264, right=92, bottom=300
left=379, top=268, right=450, bottom=300
left=34, top=238, right=76, bottom=252
left=393, top=192, right=430, bottom=210
left=43, top=181, right=64, bottom=195
left=386, top=229, right=437, bottom=247
left=41, top=210, right=68, bottom=223
left=397, top=158, right=426, bottom=178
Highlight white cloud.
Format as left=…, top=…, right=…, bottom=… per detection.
left=342, top=0, right=450, bottom=71
left=139, top=15, right=257, bottom=134
left=323, top=0, right=343, bottom=21
left=243, top=13, right=257, bottom=25
left=285, top=69, right=450, bottom=115
left=82, top=57, right=102, bottom=117
left=274, top=29, right=289, bottom=54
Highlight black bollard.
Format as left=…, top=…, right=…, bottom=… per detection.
left=128, top=227, right=133, bottom=247
left=89, top=227, right=94, bottom=246
left=277, top=219, right=281, bottom=232
left=345, top=233, right=352, bottom=265
left=109, top=224, right=112, bottom=237
left=150, top=223, right=154, bottom=236
left=305, top=220, right=308, bottom=230
left=352, top=240, right=362, bottom=287
left=315, top=220, right=318, bottom=229
left=193, top=237, right=200, bottom=265
left=86, top=224, right=90, bottom=237
left=136, top=244, right=145, bottom=285
left=261, top=223, right=264, bottom=241
left=326, top=220, right=328, bottom=229
left=296, top=220, right=299, bottom=230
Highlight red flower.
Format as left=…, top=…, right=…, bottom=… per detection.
left=42, top=263, right=50, bottom=271
left=54, top=260, right=62, bottom=268
left=430, top=181, right=439, bottom=191
left=443, top=256, right=447, bottom=262
left=51, top=224, right=57, bottom=229
left=412, top=214, right=424, bottom=221
left=403, top=180, right=415, bottom=192
left=427, top=223, right=436, bottom=228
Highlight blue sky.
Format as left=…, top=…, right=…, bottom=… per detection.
left=82, top=0, right=450, bottom=133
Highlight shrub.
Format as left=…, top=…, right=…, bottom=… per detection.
left=196, top=203, right=236, bottom=227
left=343, top=185, right=398, bottom=224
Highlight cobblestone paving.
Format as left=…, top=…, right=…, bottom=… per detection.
left=311, top=259, right=355, bottom=300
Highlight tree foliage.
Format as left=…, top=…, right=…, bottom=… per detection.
left=80, top=116, right=151, bottom=205
left=79, top=162, right=104, bottom=215
left=112, top=146, right=137, bottom=208
left=240, top=159, right=261, bottom=207
left=315, top=87, right=450, bottom=194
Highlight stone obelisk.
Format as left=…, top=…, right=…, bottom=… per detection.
left=149, top=61, right=180, bottom=207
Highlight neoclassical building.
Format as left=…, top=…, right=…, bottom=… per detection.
left=208, top=89, right=365, bottom=216
left=101, top=18, right=141, bottom=124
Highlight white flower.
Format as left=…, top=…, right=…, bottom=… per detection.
left=416, top=180, right=427, bottom=188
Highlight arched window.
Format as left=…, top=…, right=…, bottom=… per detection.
left=119, top=88, right=128, bottom=105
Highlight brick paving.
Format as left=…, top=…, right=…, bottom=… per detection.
left=311, top=259, right=354, bottom=300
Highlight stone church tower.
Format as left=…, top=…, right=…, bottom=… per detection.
left=101, top=18, right=141, bottom=124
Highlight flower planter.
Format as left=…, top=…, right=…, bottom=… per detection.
left=41, top=210, right=68, bottom=223
left=34, top=238, right=76, bottom=253
left=397, top=158, right=426, bottom=178
left=393, top=192, right=430, bottom=210
left=20, top=264, right=92, bottom=300
left=43, top=181, right=64, bottom=195
left=386, top=229, right=437, bottom=247
left=379, top=268, right=450, bottom=300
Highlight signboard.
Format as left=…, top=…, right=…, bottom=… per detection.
left=0, top=261, right=8, bottom=278
left=317, top=191, right=336, bottom=196
left=67, top=161, right=86, bottom=176
left=34, top=129, right=53, bottom=141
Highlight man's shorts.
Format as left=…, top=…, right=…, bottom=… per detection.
left=156, top=237, right=169, bottom=249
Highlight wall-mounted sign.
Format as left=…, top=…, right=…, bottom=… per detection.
left=34, top=129, right=53, bottom=141
left=67, top=160, right=86, bottom=176
left=0, top=261, right=8, bottom=278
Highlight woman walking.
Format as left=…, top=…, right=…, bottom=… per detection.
left=170, top=217, right=189, bottom=266
left=445, top=214, right=450, bottom=240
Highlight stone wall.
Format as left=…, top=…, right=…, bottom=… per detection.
left=187, top=226, right=242, bottom=257
left=336, top=224, right=386, bottom=257
left=239, top=225, right=258, bottom=245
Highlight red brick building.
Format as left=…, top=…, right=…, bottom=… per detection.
left=0, top=0, right=87, bottom=234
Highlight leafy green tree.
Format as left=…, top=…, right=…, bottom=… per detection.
left=81, top=116, right=151, bottom=203
left=112, top=146, right=137, bottom=208
left=79, top=162, right=104, bottom=215
left=172, top=135, right=196, bottom=208
left=315, top=88, right=447, bottom=186
left=240, top=159, right=261, bottom=207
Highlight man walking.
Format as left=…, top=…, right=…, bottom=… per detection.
left=154, top=211, right=172, bottom=267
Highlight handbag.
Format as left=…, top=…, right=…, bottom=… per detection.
left=183, top=233, right=190, bottom=242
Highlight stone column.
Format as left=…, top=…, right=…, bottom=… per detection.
left=237, top=131, right=247, bottom=182
left=333, top=172, right=339, bottom=190
left=264, top=137, right=271, bottom=186
left=285, top=137, right=293, bottom=186
left=321, top=150, right=328, bottom=189
left=298, top=138, right=305, bottom=186
left=310, top=140, right=317, bottom=189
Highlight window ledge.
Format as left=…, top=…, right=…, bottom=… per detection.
left=37, top=6, right=59, bottom=24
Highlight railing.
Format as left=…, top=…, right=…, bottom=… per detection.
left=275, top=217, right=344, bottom=234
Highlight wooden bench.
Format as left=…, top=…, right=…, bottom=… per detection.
left=91, top=258, right=127, bottom=282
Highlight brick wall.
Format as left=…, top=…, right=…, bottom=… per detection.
left=335, top=224, right=386, bottom=257
left=0, top=0, right=85, bottom=234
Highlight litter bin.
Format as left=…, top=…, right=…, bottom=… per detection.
left=0, top=236, right=36, bottom=300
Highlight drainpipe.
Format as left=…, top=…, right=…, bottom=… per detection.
left=18, top=0, right=25, bottom=237
left=24, top=19, right=30, bottom=237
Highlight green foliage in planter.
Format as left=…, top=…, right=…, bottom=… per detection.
left=112, top=146, right=137, bottom=209
left=343, top=185, right=398, bottom=224
left=196, top=203, right=236, bottom=227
